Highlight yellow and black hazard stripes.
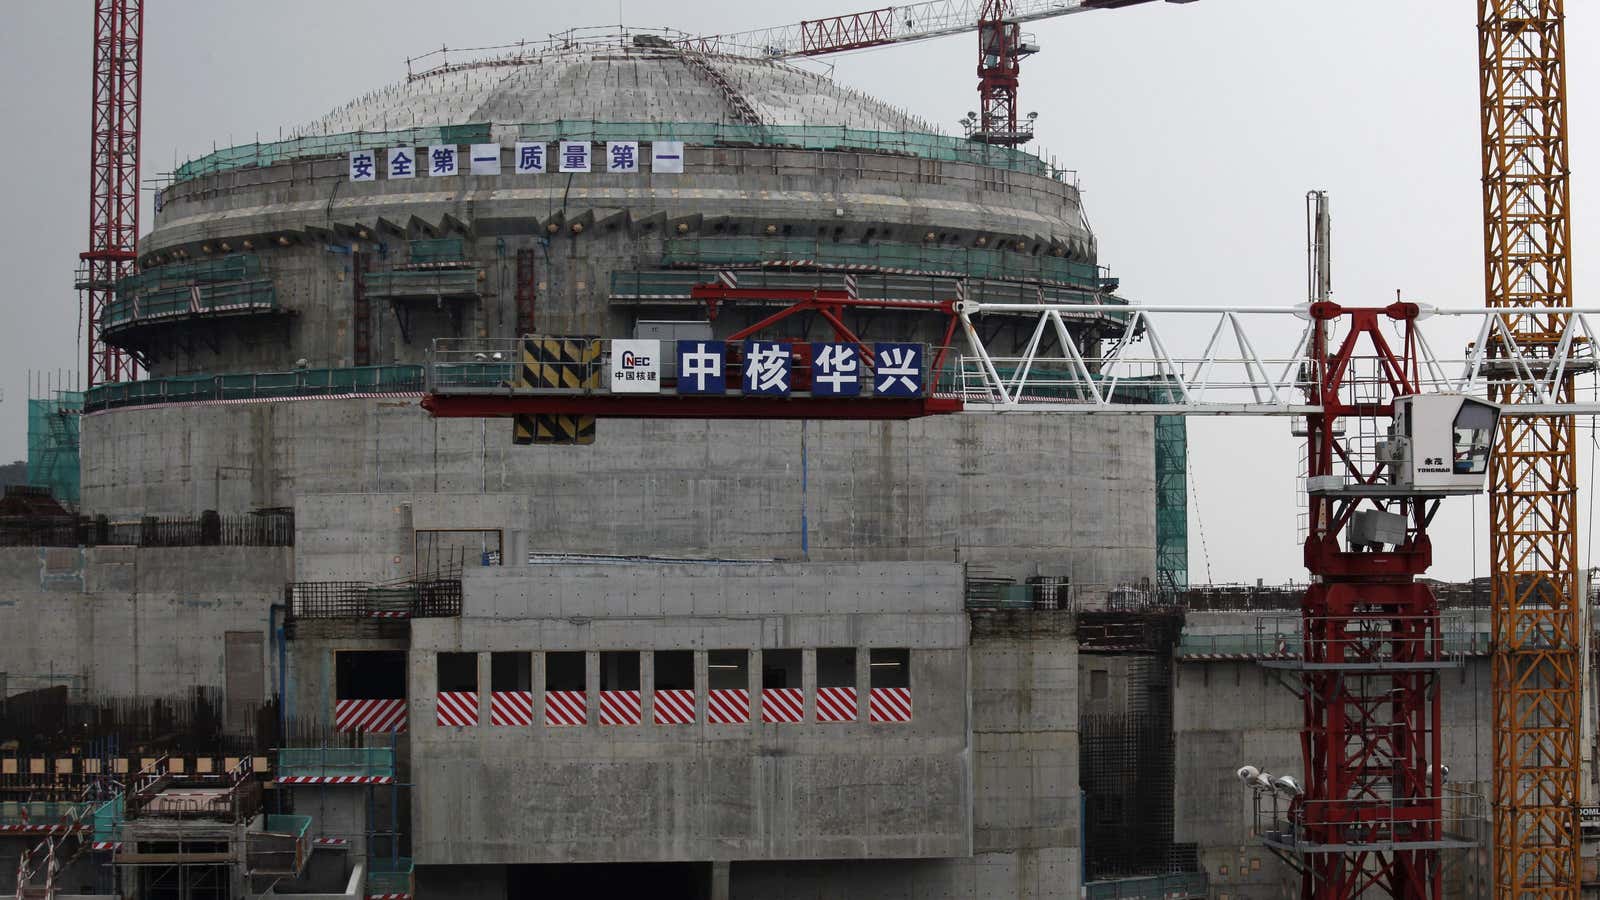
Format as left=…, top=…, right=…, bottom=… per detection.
left=512, top=336, right=600, bottom=445
left=513, top=412, right=596, bottom=445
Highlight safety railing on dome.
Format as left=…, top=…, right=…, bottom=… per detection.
left=365, top=269, right=481, bottom=298
left=84, top=366, right=425, bottom=412
left=661, top=237, right=1110, bottom=287
left=116, top=255, right=264, bottom=296
left=408, top=237, right=467, bottom=265
left=511, top=121, right=1050, bottom=175
left=172, top=124, right=493, bottom=182
left=170, top=121, right=1050, bottom=184
left=104, top=280, right=279, bottom=330
left=608, top=268, right=1126, bottom=314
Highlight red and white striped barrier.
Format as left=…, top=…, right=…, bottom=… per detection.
left=707, top=688, right=750, bottom=724
left=0, top=824, right=82, bottom=834
left=435, top=691, right=479, bottom=727
left=367, top=611, right=409, bottom=619
left=545, top=690, right=587, bottom=726
left=815, top=686, right=858, bottom=723
left=869, top=687, right=912, bottom=723
left=335, top=698, right=408, bottom=734
left=313, top=837, right=349, bottom=847
left=365, top=894, right=411, bottom=900
left=90, top=841, right=122, bottom=852
left=599, top=690, right=642, bottom=725
left=278, top=776, right=395, bottom=785
left=490, top=690, right=535, bottom=726
left=653, top=689, right=695, bottom=725
left=761, top=688, right=804, bottom=723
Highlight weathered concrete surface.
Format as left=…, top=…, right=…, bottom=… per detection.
left=0, top=546, right=290, bottom=701
left=85, top=406, right=1157, bottom=591
left=409, top=562, right=970, bottom=867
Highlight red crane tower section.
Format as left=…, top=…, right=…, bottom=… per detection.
left=1267, top=301, right=1474, bottom=899
left=82, top=0, right=143, bottom=387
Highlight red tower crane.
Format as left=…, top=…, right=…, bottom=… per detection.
left=80, top=0, right=144, bottom=388
left=686, top=0, right=1199, bottom=145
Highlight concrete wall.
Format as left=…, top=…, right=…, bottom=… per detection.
left=0, top=546, right=290, bottom=701
left=408, top=562, right=970, bottom=868
left=84, top=406, right=1158, bottom=590
left=968, top=611, right=1081, bottom=898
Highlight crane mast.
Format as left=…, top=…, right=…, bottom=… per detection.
left=1478, top=1, right=1583, bottom=896
left=80, top=0, right=143, bottom=387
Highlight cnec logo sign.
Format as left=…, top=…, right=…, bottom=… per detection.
left=610, top=339, right=661, bottom=393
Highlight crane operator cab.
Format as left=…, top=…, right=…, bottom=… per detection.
left=1380, top=394, right=1502, bottom=493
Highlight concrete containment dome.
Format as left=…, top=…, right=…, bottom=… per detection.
left=82, top=28, right=1172, bottom=597
left=293, top=44, right=944, bottom=136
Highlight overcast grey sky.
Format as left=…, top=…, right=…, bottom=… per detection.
left=1, top=1, right=1596, bottom=584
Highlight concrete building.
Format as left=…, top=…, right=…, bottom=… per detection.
left=9, top=27, right=1535, bottom=900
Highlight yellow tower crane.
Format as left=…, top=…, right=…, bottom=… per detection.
left=1479, top=1, right=1584, bottom=896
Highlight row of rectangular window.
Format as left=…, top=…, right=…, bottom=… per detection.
left=330, top=649, right=911, bottom=733
left=436, top=648, right=910, bottom=693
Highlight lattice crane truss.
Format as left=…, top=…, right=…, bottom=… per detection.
left=80, top=0, right=143, bottom=388
left=1479, top=1, right=1582, bottom=896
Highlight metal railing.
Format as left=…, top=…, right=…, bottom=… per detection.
left=104, top=280, right=278, bottom=331
left=0, top=511, right=293, bottom=548
left=249, top=814, right=311, bottom=877
left=170, top=119, right=1050, bottom=185
left=0, top=801, right=96, bottom=828
left=1177, top=614, right=1488, bottom=660
left=275, top=748, right=396, bottom=780
left=366, top=856, right=414, bottom=896
left=365, top=268, right=482, bottom=299
left=1257, top=788, right=1486, bottom=852
left=84, top=365, right=425, bottom=412
left=124, top=773, right=261, bottom=822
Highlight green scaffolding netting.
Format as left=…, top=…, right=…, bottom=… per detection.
left=171, top=120, right=1051, bottom=184
left=1154, top=415, right=1188, bottom=593
left=27, top=392, right=82, bottom=508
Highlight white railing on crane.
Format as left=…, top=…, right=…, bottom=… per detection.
left=951, top=302, right=1600, bottom=416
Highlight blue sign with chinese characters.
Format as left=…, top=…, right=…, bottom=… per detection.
left=676, top=341, right=726, bottom=395
left=742, top=341, right=791, bottom=396
left=872, top=343, right=923, bottom=397
left=810, top=343, right=862, bottom=397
